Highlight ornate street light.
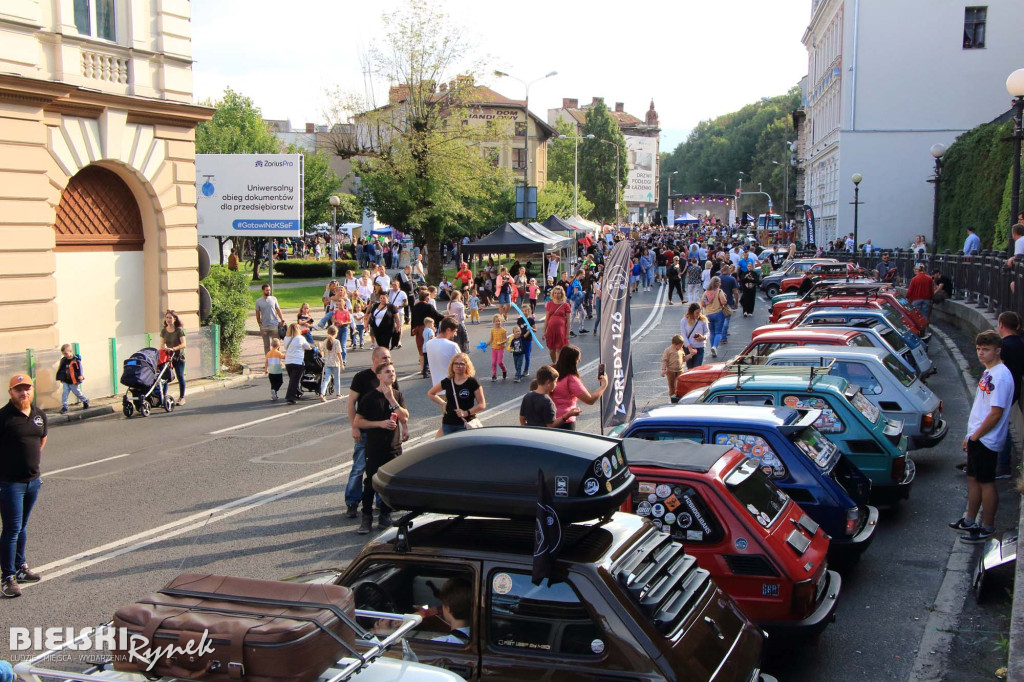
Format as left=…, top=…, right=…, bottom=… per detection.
left=928, top=144, right=946, bottom=255
left=329, top=194, right=340, bottom=278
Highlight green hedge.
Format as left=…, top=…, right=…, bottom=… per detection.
left=274, top=259, right=360, bottom=278
left=202, top=265, right=250, bottom=363
left=936, top=119, right=1015, bottom=252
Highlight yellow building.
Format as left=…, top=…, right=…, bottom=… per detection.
left=0, top=1, right=210, bottom=398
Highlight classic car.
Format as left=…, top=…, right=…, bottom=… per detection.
left=759, top=258, right=839, bottom=298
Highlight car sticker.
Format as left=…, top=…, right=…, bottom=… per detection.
left=583, top=478, right=600, bottom=496
left=591, top=639, right=605, bottom=655
left=492, top=573, right=513, bottom=595
left=752, top=445, right=764, bottom=457
left=686, top=530, right=704, bottom=541
left=762, top=583, right=780, bottom=598
left=677, top=512, right=693, bottom=529
left=638, top=482, right=655, bottom=494
left=601, top=457, right=613, bottom=479
left=651, top=503, right=666, bottom=518
left=664, top=494, right=681, bottom=511
left=636, top=501, right=653, bottom=516
left=773, top=465, right=787, bottom=478
left=673, top=486, right=684, bottom=497
left=616, top=452, right=624, bottom=467
left=554, top=476, right=569, bottom=497
left=784, top=395, right=800, bottom=407
left=652, top=519, right=663, bottom=530
left=671, top=529, right=684, bottom=540
left=761, top=466, right=775, bottom=477
left=648, top=494, right=658, bottom=503
left=664, top=512, right=676, bottom=525
left=606, top=481, right=612, bottom=492
left=593, top=460, right=604, bottom=477
left=655, top=484, right=672, bottom=498
left=735, top=538, right=748, bottom=551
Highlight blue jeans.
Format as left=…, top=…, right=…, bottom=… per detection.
left=172, top=360, right=186, bottom=400
left=345, top=438, right=366, bottom=507
left=910, top=299, right=931, bottom=320
left=522, top=340, right=533, bottom=377
left=594, top=297, right=602, bottom=329
left=687, top=347, right=705, bottom=369
left=317, top=310, right=334, bottom=328
left=721, top=310, right=731, bottom=340
left=336, top=326, right=349, bottom=364
left=441, top=423, right=466, bottom=436
left=514, top=353, right=525, bottom=378
left=0, top=479, right=41, bottom=579
left=708, top=311, right=726, bottom=348
left=61, top=382, right=87, bottom=408
left=353, top=325, right=365, bottom=347
left=643, top=270, right=654, bottom=288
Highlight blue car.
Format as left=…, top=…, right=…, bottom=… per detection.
left=617, top=404, right=879, bottom=563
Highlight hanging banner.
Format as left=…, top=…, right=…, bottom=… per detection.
left=196, top=154, right=303, bottom=237
left=803, top=204, right=817, bottom=246
left=598, top=240, right=636, bottom=433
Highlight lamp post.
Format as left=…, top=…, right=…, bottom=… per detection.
left=713, top=177, right=727, bottom=194
left=329, top=194, right=340, bottom=278
left=1007, top=68, right=1024, bottom=242
left=594, top=137, right=621, bottom=224
left=850, top=173, right=863, bottom=254
left=667, top=170, right=678, bottom=218
left=494, top=70, right=557, bottom=189
left=557, top=133, right=594, bottom=216
left=736, top=171, right=749, bottom=224
left=928, top=144, right=946, bottom=255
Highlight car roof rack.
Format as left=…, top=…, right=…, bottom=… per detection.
left=14, top=611, right=424, bottom=682
left=721, top=359, right=835, bottom=391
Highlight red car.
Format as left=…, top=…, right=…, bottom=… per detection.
left=676, top=328, right=875, bottom=399
left=770, top=283, right=899, bottom=322
left=779, top=263, right=862, bottom=294
left=622, top=438, right=840, bottom=639
left=758, top=297, right=929, bottom=340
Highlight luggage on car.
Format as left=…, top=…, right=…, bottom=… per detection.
left=112, top=573, right=358, bottom=682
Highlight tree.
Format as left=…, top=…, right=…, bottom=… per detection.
left=285, top=144, right=345, bottom=228
left=344, top=0, right=515, bottom=282
left=578, top=99, right=628, bottom=222
left=546, top=119, right=579, bottom=187
left=537, top=180, right=594, bottom=221
left=195, top=88, right=281, bottom=275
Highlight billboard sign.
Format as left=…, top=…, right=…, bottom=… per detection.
left=624, top=135, right=657, bottom=204
left=196, top=154, right=303, bottom=237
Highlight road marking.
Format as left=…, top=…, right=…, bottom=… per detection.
left=209, top=400, right=329, bottom=434
left=28, top=287, right=669, bottom=586
left=42, top=453, right=131, bottom=477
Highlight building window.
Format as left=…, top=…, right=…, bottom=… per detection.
left=963, top=7, right=986, bottom=49
left=483, top=147, right=500, bottom=168
left=74, top=0, right=115, bottom=41
left=514, top=122, right=526, bottom=137
left=511, top=148, right=526, bottom=170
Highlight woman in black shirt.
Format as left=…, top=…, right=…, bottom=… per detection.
left=368, top=293, right=401, bottom=350
left=353, top=362, right=407, bottom=533
left=427, top=353, right=486, bottom=436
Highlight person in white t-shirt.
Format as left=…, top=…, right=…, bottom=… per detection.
left=949, top=330, right=1014, bottom=543
left=387, top=280, right=408, bottom=322
left=423, top=318, right=461, bottom=389
left=547, top=253, right=560, bottom=281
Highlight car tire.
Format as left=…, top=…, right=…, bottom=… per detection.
left=764, top=284, right=780, bottom=298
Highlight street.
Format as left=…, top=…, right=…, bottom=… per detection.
left=1, top=288, right=1006, bottom=682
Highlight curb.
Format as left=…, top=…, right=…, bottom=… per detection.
left=44, top=370, right=256, bottom=426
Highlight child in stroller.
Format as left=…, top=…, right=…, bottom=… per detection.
left=120, top=348, right=175, bottom=418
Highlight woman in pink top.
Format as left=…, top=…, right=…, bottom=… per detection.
left=549, top=346, right=608, bottom=430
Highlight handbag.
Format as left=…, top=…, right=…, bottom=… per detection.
left=453, top=381, right=482, bottom=429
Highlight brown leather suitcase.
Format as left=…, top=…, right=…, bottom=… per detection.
left=112, top=573, right=359, bottom=682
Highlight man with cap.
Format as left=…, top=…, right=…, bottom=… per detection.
left=0, top=375, right=47, bottom=597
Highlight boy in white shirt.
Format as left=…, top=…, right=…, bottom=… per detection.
left=950, top=330, right=1014, bottom=542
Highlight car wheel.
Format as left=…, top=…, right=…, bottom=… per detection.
left=765, top=284, right=780, bottom=298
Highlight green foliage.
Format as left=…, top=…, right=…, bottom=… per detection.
left=195, top=88, right=280, bottom=155
left=249, top=285, right=331, bottom=311
left=283, top=144, right=344, bottom=228
left=537, top=180, right=593, bottom=221
left=935, top=119, right=1014, bottom=252
left=547, top=120, right=580, bottom=187
left=661, top=87, right=801, bottom=218
left=578, top=99, right=628, bottom=222
left=273, top=259, right=360, bottom=278
left=201, top=265, right=250, bottom=363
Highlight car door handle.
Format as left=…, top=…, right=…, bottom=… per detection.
left=704, top=616, right=725, bottom=640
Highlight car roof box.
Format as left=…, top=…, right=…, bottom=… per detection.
left=623, top=438, right=732, bottom=474
left=373, top=427, right=634, bottom=523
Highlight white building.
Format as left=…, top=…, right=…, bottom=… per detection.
left=799, top=0, right=1024, bottom=249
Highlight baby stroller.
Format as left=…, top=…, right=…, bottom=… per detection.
left=300, top=347, right=328, bottom=397
left=120, top=347, right=175, bottom=417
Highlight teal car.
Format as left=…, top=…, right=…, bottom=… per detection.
left=680, top=370, right=914, bottom=505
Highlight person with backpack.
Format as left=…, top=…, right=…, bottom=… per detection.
left=56, top=344, right=89, bottom=413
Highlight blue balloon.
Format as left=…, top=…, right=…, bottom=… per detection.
left=507, top=301, right=545, bottom=349
left=477, top=341, right=489, bottom=352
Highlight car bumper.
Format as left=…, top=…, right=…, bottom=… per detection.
left=761, top=570, right=841, bottom=640
left=869, top=458, right=916, bottom=506
left=827, top=505, right=879, bottom=562
left=911, top=419, right=949, bottom=449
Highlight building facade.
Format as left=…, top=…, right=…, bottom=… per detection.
left=799, top=0, right=1024, bottom=249
left=548, top=98, right=661, bottom=224
left=0, top=0, right=209, bottom=367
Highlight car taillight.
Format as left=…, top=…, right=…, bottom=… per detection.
left=921, top=413, right=934, bottom=433
left=845, top=507, right=863, bottom=537
left=791, top=576, right=819, bottom=619
left=892, top=455, right=907, bottom=483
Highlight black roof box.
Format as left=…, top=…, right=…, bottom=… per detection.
left=373, top=427, right=634, bottom=523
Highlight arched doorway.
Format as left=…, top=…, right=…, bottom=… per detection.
left=54, top=165, right=148, bottom=341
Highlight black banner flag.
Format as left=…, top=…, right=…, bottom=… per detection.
left=598, top=240, right=636, bottom=433
left=803, top=204, right=817, bottom=246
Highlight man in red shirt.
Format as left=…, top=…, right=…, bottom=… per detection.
left=455, top=262, right=472, bottom=290
left=906, top=264, right=936, bottom=329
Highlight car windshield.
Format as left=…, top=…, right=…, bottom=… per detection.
left=849, top=390, right=881, bottom=424
left=882, top=351, right=916, bottom=386
left=847, top=334, right=874, bottom=348
left=879, top=305, right=913, bottom=334
left=879, top=327, right=907, bottom=351
left=724, top=459, right=789, bottom=529
left=791, top=426, right=840, bottom=470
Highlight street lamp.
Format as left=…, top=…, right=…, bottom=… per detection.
left=713, top=177, right=727, bottom=194
left=557, top=133, right=594, bottom=216
left=494, top=70, right=557, bottom=189
left=737, top=171, right=749, bottom=223
left=1007, top=68, right=1024, bottom=242
left=593, top=137, right=622, bottom=224
left=667, top=170, right=679, bottom=217
left=329, top=194, right=340, bottom=278
left=850, top=173, right=863, bottom=254
left=928, top=144, right=946, bottom=255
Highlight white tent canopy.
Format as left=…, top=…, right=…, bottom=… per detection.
left=567, top=215, right=601, bottom=236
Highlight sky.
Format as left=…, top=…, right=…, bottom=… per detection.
left=191, top=0, right=811, bottom=155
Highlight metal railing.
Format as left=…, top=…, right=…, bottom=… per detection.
left=0, top=325, right=220, bottom=410
left=798, top=248, right=1024, bottom=320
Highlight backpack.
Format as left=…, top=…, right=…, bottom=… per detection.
left=569, top=282, right=585, bottom=304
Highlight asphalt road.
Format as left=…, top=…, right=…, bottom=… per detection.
left=1, top=287, right=992, bottom=682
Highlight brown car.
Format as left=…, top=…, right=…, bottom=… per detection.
left=318, top=428, right=775, bottom=681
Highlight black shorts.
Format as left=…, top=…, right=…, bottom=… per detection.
left=966, top=438, right=997, bottom=483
